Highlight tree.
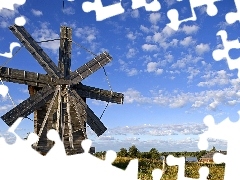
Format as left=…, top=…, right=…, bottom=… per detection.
left=128, top=145, right=140, bottom=158
left=210, top=146, right=216, bottom=152
left=140, top=152, right=151, bottom=159
left=197, top=150, right=207, bottom=160
left=149, top=148, right=160, bottom=159
left=118, top=148, right=128, bottom=157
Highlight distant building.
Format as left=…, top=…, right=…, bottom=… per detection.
left=185, top=156, right=198, bottom=162
left=198, top=150, right=227, bottom=163
left=89, top=147, right=95, bottom=154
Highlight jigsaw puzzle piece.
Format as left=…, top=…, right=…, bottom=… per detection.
left=167, top=0, right=220, bottom=31
left=45, top=129, right=66, bottom=157
left=167, top=155, right=209, bottom=180
left=212, top=30, right=240, bottom=78
left=152, top=169, right=163, bottom=180
left=131, top=0, right=161, bottom=11
left=198, top=111, right=240, bottom=180
left=225, top=0, right=240, bottom=24
left=82, top=0, right=125, bottom=21
left=0, top=42, right=21, bottom=58
left=0, top=0, right=26, bottom=10
left=0, top=0, right=26, bottom=26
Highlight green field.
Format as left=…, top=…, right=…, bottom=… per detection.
left=111, top=157, right=225, bottom=180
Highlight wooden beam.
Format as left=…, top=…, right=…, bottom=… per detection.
left=58, top=26, right=72, bottom=78
left=69, top=89, right=107, bottom=136
left=0, top=67, right=70, bottom=87
left=9, top=24, right=63, bottom=79
left=73, top=83, right=124, bottom=104
left=1, top=86, right=55, bottom=126
left=69, top=51, right=112, bottom=84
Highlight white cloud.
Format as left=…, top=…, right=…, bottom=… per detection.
left=123, top=88, right=151, bottom=103
left=75, top=26, right=98, bottom=42
left=32, top=22, right=59, bottom=54
left=140, top=25, right=150, bottom=33
left=126, top=32, right=137, bottom=41
left=180, top=25, right=199, bottom=34
left=62, top=7, right=75, bottom=15
left=119, top=59, right=138, bottom=76
left=149, top=13, right=161, bottom=24
left=164, top=0, right=176, bottom=7
left=126, top=48, right=137, bottom=58
left=0, top=8, right=17, bottom=18
left=147, top=62, right=158, bottom=72
left=87, top=123, right=227, bottom=152
left=156, top=68, right=163, bottom=75
left=0, top=104, right=14, bottom=113
left=146, top=62, right=163, bottom=75
left=0, top=8, right=18, bottom=28
left=122, top=85, right=240, bottom=110
left=131, top=9, right=139, bottom=18
left=142, top=44, right=158, bottom=51
left=31, top=9, right=43, bottom=16
left=198, top=70, right=232, bottom=87
left=180, top=36, right=195, bottom=47
left=98, top=136, right=115, bottom=141
left=195, top=43, right=210, bottom=55
left=187, top=67, right=200, bottom=81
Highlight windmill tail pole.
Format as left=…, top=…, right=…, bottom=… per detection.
left=162, top=156, right=167, bottom=174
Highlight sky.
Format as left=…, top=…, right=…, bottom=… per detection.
left=0, top=0, right=239, bottom=152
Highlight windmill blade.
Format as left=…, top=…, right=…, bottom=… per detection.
left=1, top=86, right=55, bottom=127
left=9, top=24, right=62, bottom=79
left=0, top=67, right=70, bottom=87
left=69, top=89, right=107, bottom=136
left=73, top=83, right=124, bottom=104
left=0, top=67, right=50, bottom=87
left=69, top=51, right=112, bottom=84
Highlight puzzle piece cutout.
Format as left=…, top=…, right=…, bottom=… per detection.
left=0, top=42, right=21, bottom=58
left=0, top=84, right=9, bottom=98
left=82, top=0, right=125, bottom=21
left=131, top=0, right=161, bottom=12
left=0, top=0, right=26, bottom=11
left=212, top=30, right=240, bottom=78
left=167, top=0, right=221, bottom=31
left=198, top=112, right=240, bottom=180
left=0, top=1, right=26, bottom=26
left=225, top=0, right=240, bottom=25
left=166, top=155, right=209, bottom=180
left=0, top=116, right=140, bottom=180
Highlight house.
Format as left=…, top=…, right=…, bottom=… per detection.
left=198, top=150, right=227, bottom=163
left=185, top=156, right=198, bottom=162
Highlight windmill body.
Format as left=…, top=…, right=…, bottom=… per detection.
left=0, top=25, right=124, bottom=155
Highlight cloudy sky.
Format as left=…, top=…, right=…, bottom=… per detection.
left=0, top=0, right=239, bottom=152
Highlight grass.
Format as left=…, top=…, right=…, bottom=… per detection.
left=111, top=157, right=225, bottom=180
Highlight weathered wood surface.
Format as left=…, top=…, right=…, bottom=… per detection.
left=69, top=51, right=112, bottom=84
left=0, top=66, right=124, bottom=104
left=1, top=25, right=123, bottom=155
left=74, top=83, right=123, bottom=104
left=70, top=89, right=107, bottom=136
left=9, top=24, right=63, bottom=78
left=1, top=86, right=55, bottom=126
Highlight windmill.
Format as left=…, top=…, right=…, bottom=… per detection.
left=0, top=24, right=124, bottom=155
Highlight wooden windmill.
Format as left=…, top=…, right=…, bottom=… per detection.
left=0, top=24, right=124, bottom=155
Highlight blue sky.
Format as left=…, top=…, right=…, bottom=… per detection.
left=0, top=0, right=239, bottom=152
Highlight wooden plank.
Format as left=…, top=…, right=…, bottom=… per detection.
left=0, top=67, right=50, bottom=87
left=1, top=86, right=55, bottom=126
left=73, top=84, right=124, bottom=104
left=69, top=89, right=107, bottom=136
left=9, top=24, right=62, bottom=78
left=69, top=52, right=112, bottom=84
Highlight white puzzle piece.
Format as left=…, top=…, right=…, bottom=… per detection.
left=167, top=0, right=221, bottom=31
